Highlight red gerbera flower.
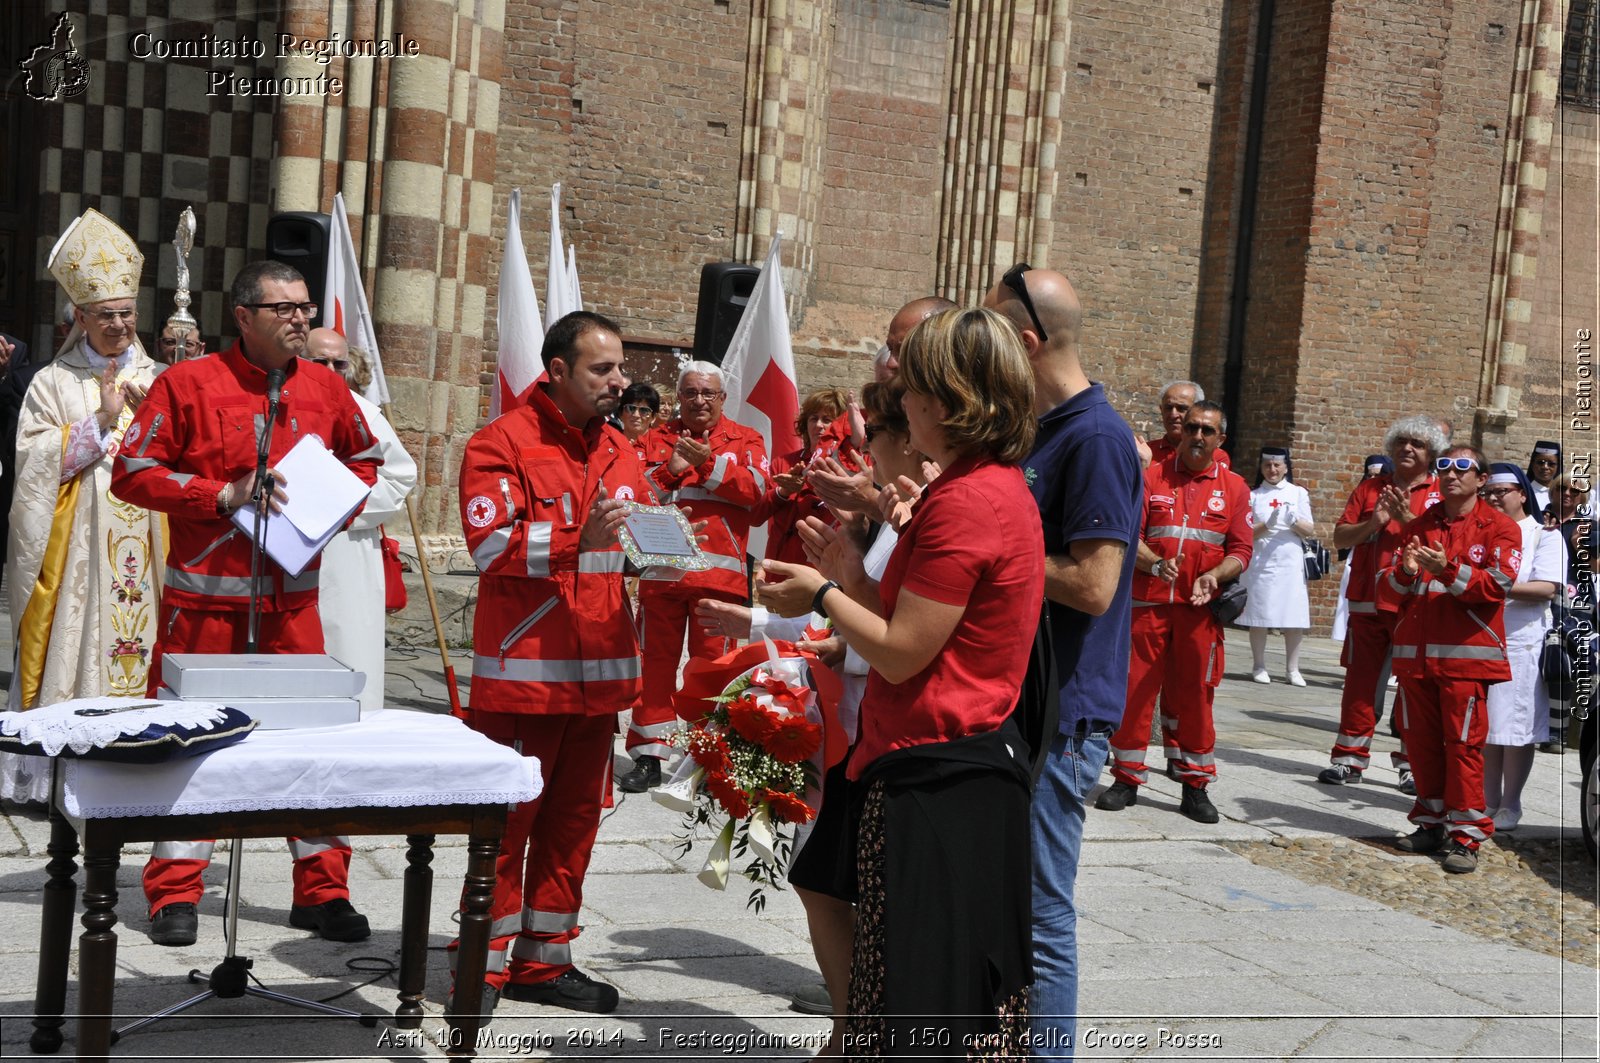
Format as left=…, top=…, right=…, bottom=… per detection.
left=765, top=713, right=823, bottom=763
left=687, top=729, right=733, bottom=775
left=762, top=788, right=815, bottom=825
left=727, top=693, right=779, bottom=744
left=704, top=771, right=750, bottom=819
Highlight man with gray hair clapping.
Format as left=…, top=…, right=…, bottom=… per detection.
left=1318, top=414, right=1447, bottom=790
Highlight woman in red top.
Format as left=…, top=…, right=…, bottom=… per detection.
left=761, top=307, right=1043, bottom=1059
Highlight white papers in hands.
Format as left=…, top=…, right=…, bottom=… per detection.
left=231, top=435, right=372, bottom=577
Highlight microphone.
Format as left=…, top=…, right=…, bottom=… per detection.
left=266, top=367, right=285, bottom=407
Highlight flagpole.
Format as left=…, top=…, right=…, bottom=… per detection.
left=383, top=403, right=466, bottom=719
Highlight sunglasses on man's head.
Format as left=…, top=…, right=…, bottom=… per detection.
left=1181, top=422, right=1219, bottom=437
left=1001, top=263, right=1048, bottom=342
left=1435, top=456, right=1482, bottom=474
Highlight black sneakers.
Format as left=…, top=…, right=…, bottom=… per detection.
left=1094, top=781, right=1139, bottom=811
left=1179, top=784, right=1219, bottom=824
left=289, top=897, right=372, bottom=942
left=149, top=902, right=198, bottom=947
left=502, top=968, right=620, bottom=1014
left=617, top=755, right=662, bottom=793
left=1317, top=764, right=1363, bottom=785
left=447, top=983, right=500, bottom=1020
left=1394, top=825, right=1446, bottom=853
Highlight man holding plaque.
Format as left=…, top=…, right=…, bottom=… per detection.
left=621, top=360, right=773, bottom=792
left=111, top=260, right=383, bottom=948
left=456, top=310, right=650, bottom=1013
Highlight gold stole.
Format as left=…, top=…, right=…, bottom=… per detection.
left=17, top=427, right=81, bottom=709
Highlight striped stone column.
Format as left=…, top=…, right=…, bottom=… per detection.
left=934, top=0, right=1070, bottom=303
left=1477, top=0, right=1566, bottom=447
left=734, top=0, right=836, bottom=309
left=370, top=0, right=504, bottom=551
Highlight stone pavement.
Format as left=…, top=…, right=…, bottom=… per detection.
left=0, top=623, right=1595, bottom=1062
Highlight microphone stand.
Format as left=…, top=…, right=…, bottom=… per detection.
left=245, top=370, right=282, bottom=653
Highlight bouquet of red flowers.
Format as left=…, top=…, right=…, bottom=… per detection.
left=655, top=640, right=841, bottom=908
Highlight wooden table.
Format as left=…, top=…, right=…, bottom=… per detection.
left=20, top=712, right=539, bottom=1062
left=29, top=799, right=504, bottom=1061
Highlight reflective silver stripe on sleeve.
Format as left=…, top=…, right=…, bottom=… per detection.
left=288, top=836, right=350, bottom=860
left=578, top=551, right=626, bottom=573
left=510, top=938, right=572, bottom=965
left=1347, top=601, right=1379, bottom=614
left=1391, top=645, right=1418, bottom=658
left=675, top=485, right=725, bottom=504
left=523, top=908, right=580, bottom=933
left=1336, top=733, right=1373, bottom=748
left=151, top=840, right=215, bottom=861
left=1145, top=525, right=1227, bottom=546
left=472, top=655, right=642, bottom=683
left=1178, top=751, right=1217, bottom=767
left=499, top=476, right=517, bottom=520
left=348, top=442, right=384, bottom=462
left=285, top=570, right=320, bottom=594
left=1487, top=567, right=1513, bottom=592
left=702, top=552, right=747, bottom=574
left=353, top=410, right=373, bottom=448
left=472, top=527, right=513, bottom=571
left=749, top=467, right=767, bottom=494
left=1386, top=570, right=1411, bottom=595
left=136, top=413, right=163, bottom=456
left=120, top=455, right=162, bottom=473
left=490, top=913, right=524, bottom=939
left=1448, top=564, right=1472, bottom=596
left=526, top=521, right=553, bottom=578
left=166, top=472, right=194, bottom=488
left=706, top=453, right=733, bottom=490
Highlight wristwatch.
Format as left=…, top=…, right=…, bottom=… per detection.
left=1147, top=557, right=1163, bottom=576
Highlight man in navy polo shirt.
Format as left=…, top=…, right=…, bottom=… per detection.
left=986, top=265, right=1143, bottom=1060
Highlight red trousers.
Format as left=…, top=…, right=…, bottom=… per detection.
left=1331, top=610, right=1410, bottom=773
left=143, top=603, right=350, bottom=915
left=1397, top=677, right=1495, bottom=849
left=627, top=581, right=741, bottom=758
left=1110, top=603, right=1222, bottom=788
left=451, top=711, right=613, bottom=990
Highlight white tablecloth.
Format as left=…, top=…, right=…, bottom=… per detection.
left=60, top=711, right=541, bottom=819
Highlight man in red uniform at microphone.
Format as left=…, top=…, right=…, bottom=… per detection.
left=619, top=360, right=772, bottom=791
left=1097, top=399, right=1251, bottom=823
left=112, top=261, right=382, bottom=947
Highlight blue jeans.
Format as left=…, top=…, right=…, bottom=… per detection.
left=1029, top=727, right=1111, bottom=1061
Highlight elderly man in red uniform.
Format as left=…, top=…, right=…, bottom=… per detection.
left=1146, top=381, right=1231, bottom=471
left=619, top=359, right=771, bottom=792
left=1318, top=414, right=1446, bottom=789
left=112, top=260, right=383, bottom=948
left=455, top=310, right=649, bottom=1012
left=1379, top=445, right=1519, bottom=873
left=1097, top=399, right=1250, bottom=824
